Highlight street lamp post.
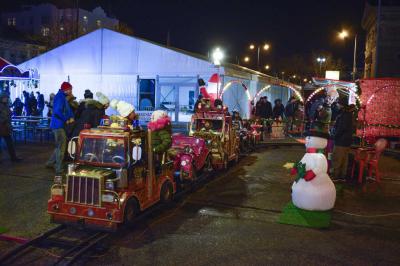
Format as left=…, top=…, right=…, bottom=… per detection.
left=316, top=57, right=326, bottom=77
left=338, top=29, right=357, bottom=81
left=249, top=43, right=270, bottom=71
left=212, top=47, right=224, bottom=97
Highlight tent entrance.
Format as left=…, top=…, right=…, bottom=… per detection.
left=156, top=76, right=199, bottom=122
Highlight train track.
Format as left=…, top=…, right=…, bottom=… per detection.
left=0, top=156, right=245, bottom=265
left=0, top=224, right=110, bottom=266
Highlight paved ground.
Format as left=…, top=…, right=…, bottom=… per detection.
left=0, top=142, right=400, bottom=265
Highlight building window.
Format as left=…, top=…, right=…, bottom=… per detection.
left=41, top=27, right=50, bottom=36
left=96, top=20, right=101, bottom=27
left=7, top=17, right=16, bottom=26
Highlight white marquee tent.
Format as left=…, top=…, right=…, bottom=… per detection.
left=19, top=28, right=297, bottom=121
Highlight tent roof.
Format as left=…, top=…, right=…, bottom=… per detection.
left=0, top=57, right=31, bottom=80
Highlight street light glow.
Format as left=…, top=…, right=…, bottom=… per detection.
left=265, top=65, right=270, bottom=70
left=244, top=56, right=250, bottom=62
left=303, top=78, right=308, bottom=82
left=338, top=30, right=349, bottom=39
left=212, top=47, right=224, bottom=65
left=263, top=44, right=270, bottom=50
left=292, top=75, right=296, bottom=78
left=249, top=44, right=255, bottom=50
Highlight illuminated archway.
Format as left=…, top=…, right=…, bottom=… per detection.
left=305, top=84, right=362, bottom=105
left=220, top=80, right=251, bottom=100
left=253, top=84, right=304, bottom=103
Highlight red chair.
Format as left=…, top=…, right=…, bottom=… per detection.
left=351, top=138, right=388, bottom=183
left=366, top=138, right=388, bottom=183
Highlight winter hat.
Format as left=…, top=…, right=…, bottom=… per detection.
left=84, top=89, right=93, bottom=99
left=148, top=110, right=171, bottom=131
left=110, top=99, right=134, bottom=118
left=96, top=92, right=110, bottom=106
left=61, top=82, right=72, bottom=91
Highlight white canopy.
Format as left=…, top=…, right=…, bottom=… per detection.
left=18, top=28, right=220, bottom=107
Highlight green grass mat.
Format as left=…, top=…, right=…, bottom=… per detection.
left=0, top=227, right=8, bottom=234
left=278, top=202, right=332, bottom=228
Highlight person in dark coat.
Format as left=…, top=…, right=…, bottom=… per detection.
left=12, top=97, right=24, bottom=116
left=332, top=98, right=354, bottom=181
left=36, top=92, right=45, bottom=116
left=23, top=91, right=30, bottom=116
left=285, top=96, right=298, bottom=132
left=0, top=91, right=22, bottom=162
left=72, top=99, right=104, bottom=137
left=263, top=96, right=273, bottom=119
left=75, top=89, right=94, bottom=120
left=29, top=92, right=38, bottom=116
left=272, top=99, right=285, bottom=119
left=255, top=98, right=265, bottom=118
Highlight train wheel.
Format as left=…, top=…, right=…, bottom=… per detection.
left=204, top=155, right=213, bottom=172
left=160, top=181, right=173, bottom=204
left=124, top=198, right=139, bottom=227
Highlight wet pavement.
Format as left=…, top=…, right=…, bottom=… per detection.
left=0, top=143, right=400, bottom=265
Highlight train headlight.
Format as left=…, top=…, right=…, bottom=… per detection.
left=54, top=175, right=62, bottom=185
left=105, top=180, right=115, bottom=191
left=87, top=208, right=94, bottom=217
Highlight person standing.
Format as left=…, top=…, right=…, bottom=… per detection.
left=0, top=91, right=22, bottom=163
left=72, top=92, right=110, bottom=137
left=23, top=91, right=30, bottom=116
left=46, top=93, right=55, bottom=117
left=272, top=99, right=285, bottom=119
left=332, top=98, right=354, bottom=181
left=263, top=96, right=273, bottom=119
left=12, top=97, right=24, bottom=116
left=29, top=91, right=38, bottom=116
left=46, top=82, right=75, bottom=174
left=36, top=92, right=45, bottom=117
left=75, top=89, right=94, bottom=120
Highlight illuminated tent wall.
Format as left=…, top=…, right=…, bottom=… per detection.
left=19, top=28, right=295, bottom=121
left=18, top=28, right=218, bottom=119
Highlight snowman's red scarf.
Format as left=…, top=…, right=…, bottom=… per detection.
left=306, top=148, right=325, bottom=154
left=148, top=117, right=171, bottom=131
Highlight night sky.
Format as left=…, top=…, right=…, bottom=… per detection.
left=3, top=0, right=368, bottom=73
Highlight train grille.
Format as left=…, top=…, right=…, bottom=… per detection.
left=66, top=175, right=100, bottom=206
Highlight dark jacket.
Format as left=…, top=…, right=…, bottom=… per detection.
left=272, top=104, right=285, bottom=119
left=50, top=90, right=74, bottom=129
left=72, top=99, right=104, bottom=137
left=0, top=99, right=12, bottom=136
left=37, top=94, right=45, bottom=110
left=333, top=108, right=353, bottom=147
left=264, top=101, right=273, bottom=119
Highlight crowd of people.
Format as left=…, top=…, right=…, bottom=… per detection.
left=10, top=91, right=46, bottom=117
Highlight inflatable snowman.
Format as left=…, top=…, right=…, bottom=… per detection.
left=291, top=106, right=336, bottom=211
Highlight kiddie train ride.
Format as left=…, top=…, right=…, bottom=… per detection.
left=47, top=98, right=254, bottom=231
